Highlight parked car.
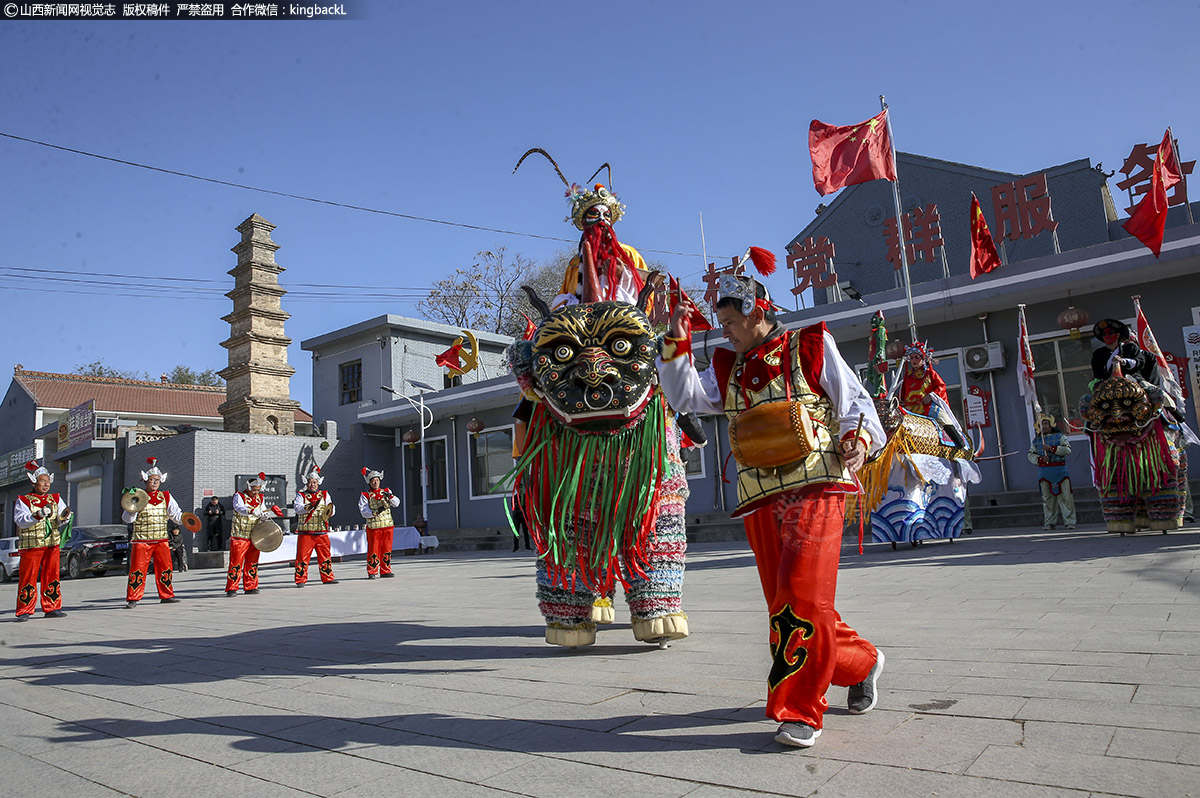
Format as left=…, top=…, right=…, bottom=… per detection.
left=0, top=537, right=19, bottom=582
left=60, top=525, right=129, bottom=579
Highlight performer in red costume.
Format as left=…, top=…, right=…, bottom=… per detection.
left=12, top=460, right=70, bottom=621
left=656, top=269, right=886, bottom=749
left=899, top=341, right=966, bottom=449
left=226, top=473, right=282, bottom=596
left=121, top=458, right=183, bottom=608
left=293, top=466, right=337, bottom=587
left=358, top=466, right=400, bottom=579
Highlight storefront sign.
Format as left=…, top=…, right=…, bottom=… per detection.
left=65, top=399, right=96, bottom=449
left=1182, top=325, right=1200, bottom=425
left=964, top=385, right=992, bottom=428
left=0, top=444, right=38, bottom=487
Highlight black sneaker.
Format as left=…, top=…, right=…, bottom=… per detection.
left=125, top=601, right=138, bottom=609
left=367, top=574, right=377, bottom=579
left=380, top=573, right=395, bottom=579
left=160, top=597, right=181, bottom=604
left=324, top=580, right=339, bottom=585
left=295, top=583, right=306, bottom=588
left=775, top=722, right=821, bottom=748
left=44, top=610, right=68, bottom=618
left=15, top=614, right=31, bottom=622
left=244, top=589, right=260, bottom=595
left=848, top=650, right=885, bottom=714
left=225, top=590, right=237, bottom=597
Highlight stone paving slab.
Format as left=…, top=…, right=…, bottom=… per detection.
left=1, top=523, right=1198, bottom=797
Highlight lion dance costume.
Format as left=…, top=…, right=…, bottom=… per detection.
left=508, top=149, right=689, bottom=648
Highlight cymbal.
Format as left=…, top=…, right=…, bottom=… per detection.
left=121, top=488, right=150, bottom=514
left=181, top=512, right=202, bottom=533
left=250, top=519, right=284, bottom=552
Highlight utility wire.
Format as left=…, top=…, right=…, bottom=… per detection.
left=0, top=131, right=732, bottom=261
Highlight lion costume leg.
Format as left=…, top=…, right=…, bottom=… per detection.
left=536, top=557, right=599, bottom=647
left=626, top=415, right=690, bottom=644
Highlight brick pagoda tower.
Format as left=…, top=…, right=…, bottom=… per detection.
left=218, top=214, right=302, bottom=434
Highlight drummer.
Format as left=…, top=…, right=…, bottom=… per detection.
left=121, top=457, right=183, bottom=609
left=358, top=466, right=401, bottom=579
left=293, top=466, right=337, bottom=587
left=227, top=473, right=282, bottom=596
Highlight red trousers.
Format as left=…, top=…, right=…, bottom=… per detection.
left=294, top=532, right=335, bottom=584
left=127, top=540, right=175, bottom=601
left=16, top=545, right=62, bottom=617
left=225, top=537, right=261, bottom=592
left=742, top=486, right=877, bottom=729
left=366, top=527, right=393, bottom=575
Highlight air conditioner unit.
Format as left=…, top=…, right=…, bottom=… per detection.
left=964, top=342, right=1005, bottom=373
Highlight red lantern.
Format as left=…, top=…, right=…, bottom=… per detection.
left=1057, top=305, right=1090, bottom=340
left=401, top=429, right=420, bottom=449
left=466, top=418, right=485, bottom=437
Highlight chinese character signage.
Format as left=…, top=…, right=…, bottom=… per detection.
left=0, top=444, right=38, bottom=487
left=991, top=174, right=1058, bottom=241
left=883, top=204, right=944, bottom=269
left=787, top=236, right=838, bottom=295
left=235, top=474, right=288, bottom=512
left=65, top=400, right=96, bottom=449
left=1117, top=141, right=1195, bottom=214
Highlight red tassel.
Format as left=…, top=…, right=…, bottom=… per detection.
left=25, top=460, right=38, bottom=471
left=748, top=246, right=777, bottom=276
left=361, top=467, right=368, bottom=476
left=258, top=472, right=267, bottom=481
left=146, top=457, right=156, bottom=465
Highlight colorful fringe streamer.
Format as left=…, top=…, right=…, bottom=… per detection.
left=501, top=394, right=668, bottom=593
left=1095, top=421, right=1175, bottom=499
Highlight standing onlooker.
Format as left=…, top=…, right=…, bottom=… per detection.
left=204, top=495, right=226, bottom=551
left=1028, top=414, right=1077, bottom=530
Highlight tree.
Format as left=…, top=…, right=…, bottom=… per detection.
left=165, top=366, right=224, bottom=386
left=73, top=360, right=148, bottom=380
left=71, top=361, right=224, bottom=386
left=418, top=247, right=563, bottom=338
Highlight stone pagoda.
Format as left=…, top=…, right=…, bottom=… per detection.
left=218, top=214, right=302, bottom=435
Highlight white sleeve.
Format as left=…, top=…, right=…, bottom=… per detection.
left=389, top=492, right=401, bottom=508
left=293, top=493, right=306, bottom=514
left=122, top=509, right=138, bottom=524
left=655, top=355, right=725, bottom=416
left=14, top=499, right=37, bottom=529
left=818, top=331, right=886, bottom=456
left=358, top=493, right=372, bottom=519
left=232, top=492, right=250, bottom=516
left=166, top=494, right=183, bottom=524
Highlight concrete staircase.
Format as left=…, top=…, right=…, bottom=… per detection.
left=968, top=478, right=1199, bottom=530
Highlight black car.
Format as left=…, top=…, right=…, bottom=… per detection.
left=60, top=525, right=129, bottom=579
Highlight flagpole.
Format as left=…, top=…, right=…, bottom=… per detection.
left=699, top=211, right=713, bottom=325
left=881, top=95, right=919, bottom=343
left=1168, top=126, right=1194, bottom=225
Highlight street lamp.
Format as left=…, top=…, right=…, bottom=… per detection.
left=401, top=379, right=435, bottom=526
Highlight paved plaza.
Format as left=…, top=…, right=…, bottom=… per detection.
left=2, top=524, right=1199, bottom=798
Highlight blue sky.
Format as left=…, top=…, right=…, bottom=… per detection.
left=1, top=0, right=1196, bottom=407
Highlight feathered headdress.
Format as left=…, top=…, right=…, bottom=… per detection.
left=140, top=456, right=167, bottom=483
left=25, top=459, right=52, bottom=485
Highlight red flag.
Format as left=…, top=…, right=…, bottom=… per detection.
left=1123, top=129, right=1183, bottom=258
left=669, top=275, right=712, bottom=332
left=969, top=193, right=1002, bottom=278
left=1016, top=304, right=1041, bottom=419
left=1133, top=295, right=1185, bottom=408
left=435, top=342, right=464, bottom=369
left=521, top=313, right=537, bottom=341
left=809, top=110, right=898, bottom=196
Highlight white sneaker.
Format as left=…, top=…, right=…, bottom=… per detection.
left=775, top=722, right=821, bottom=748
left=848, top=649, right=885, bottom=714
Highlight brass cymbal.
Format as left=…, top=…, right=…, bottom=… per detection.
left=250, top=519, right=284, bottom=552
left=121, top=488, right=150, bottom=514
left=181, top=512, right=202, bottom=533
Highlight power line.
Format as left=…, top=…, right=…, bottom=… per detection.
left=0, top=131, right=732, bottom=261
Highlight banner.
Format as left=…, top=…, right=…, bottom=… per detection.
left=66, top=400, right=96, bottom=449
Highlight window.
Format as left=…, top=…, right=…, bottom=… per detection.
left=680, top=444, right=706, bottom=478
left=1030, top=335, right=1093, bottom=433
left=933, top=354, right=963, bottom=426
left=426, top=437, right=448, bottom=502
left=471, top=427, right=514, bottom=498
left=339, top=361, right=362, bottom=405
